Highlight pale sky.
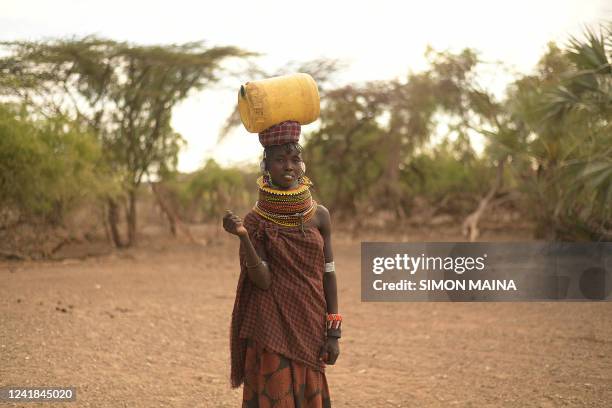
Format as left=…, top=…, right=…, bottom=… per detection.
left=2, top=0, right=609, bottom=171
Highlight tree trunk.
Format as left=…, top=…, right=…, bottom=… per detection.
left=462, top=158, right=506, bottom=241
left=150, top=183, right=196, bottom=243
left=126, top=189, right=137, bottom=246
left=107, top=197, right=123, bottom=248
left=101, top=203, right=112, bottom=245
left=151, top=183, right=177, bottom=236
left=379, top=129, right=405, bottom=219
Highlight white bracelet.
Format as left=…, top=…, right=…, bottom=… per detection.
left=324, top=261, right=335, bottom=273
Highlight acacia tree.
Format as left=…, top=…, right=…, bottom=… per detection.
left=303, top=82, right=390, bottom=217
left=421, top=49, right=524, bottom=240
left=303, top=49, right=486, bottom=221
left=1, top=37, right=252, bottom=246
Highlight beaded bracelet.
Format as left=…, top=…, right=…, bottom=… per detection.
left=326, top=313, right=342, bottom=338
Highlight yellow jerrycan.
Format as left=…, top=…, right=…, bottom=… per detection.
left=238, top=73, right=320, bottom=133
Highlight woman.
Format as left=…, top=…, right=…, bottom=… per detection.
left=223, top=120, right=341, bottom=407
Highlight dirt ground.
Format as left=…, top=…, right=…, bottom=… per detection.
left=1, top=223, right=611, bottom=407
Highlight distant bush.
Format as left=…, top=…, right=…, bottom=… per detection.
left=162, top=159, right=258, bottom=222
left=403, top=139, right=493, bottom=200
left=0, top=104, right=118, bottom=225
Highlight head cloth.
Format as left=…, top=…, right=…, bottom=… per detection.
left=258, top=121, right=301, bottom=147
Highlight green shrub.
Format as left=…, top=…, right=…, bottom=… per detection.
left=0, top=104, right=117, bottom=224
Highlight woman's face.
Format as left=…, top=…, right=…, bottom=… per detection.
left=266, top=145, right=304, bottom=189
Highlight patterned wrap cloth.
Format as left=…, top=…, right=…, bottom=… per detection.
left=258, top=121, right=301, bottom=147
left=230, top=210, right=327, bottom=389
left=242, top=338, right=331, bottom=407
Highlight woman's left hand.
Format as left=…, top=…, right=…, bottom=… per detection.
left=319, top=337, right=340, bottom=365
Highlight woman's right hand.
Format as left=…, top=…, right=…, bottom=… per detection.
left=223, top=210, right=248, bottom=237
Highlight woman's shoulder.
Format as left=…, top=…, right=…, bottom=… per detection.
left=316, top=204, right=330, bottom=217
left=316, top=204, right=330, bottom=223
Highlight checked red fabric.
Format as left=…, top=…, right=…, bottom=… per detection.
left=258, top=121, right=301, bottom=147
left=230, top=210, right=327, bottom=389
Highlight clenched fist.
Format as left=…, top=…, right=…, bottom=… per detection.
left=223, top=210, right=248, bottom=237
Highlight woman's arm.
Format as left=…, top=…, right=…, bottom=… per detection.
left=317, top=205, right=341, bottom=365
left=223, top=210, right=271, bottom=290
left=318, top=205, right=338, bottom=314
left=239, top=233, right=271, bottom=290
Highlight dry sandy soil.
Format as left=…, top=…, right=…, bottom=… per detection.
left=1, top=224, right=611, bottom=407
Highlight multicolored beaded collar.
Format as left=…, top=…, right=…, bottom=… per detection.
left=254, top=175, right=317, bottom=231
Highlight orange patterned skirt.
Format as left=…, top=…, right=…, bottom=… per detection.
left=242, top=338, right=332, bottom=408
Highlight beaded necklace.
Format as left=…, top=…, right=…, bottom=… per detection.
left=253, top=175, right=317, bottom=232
